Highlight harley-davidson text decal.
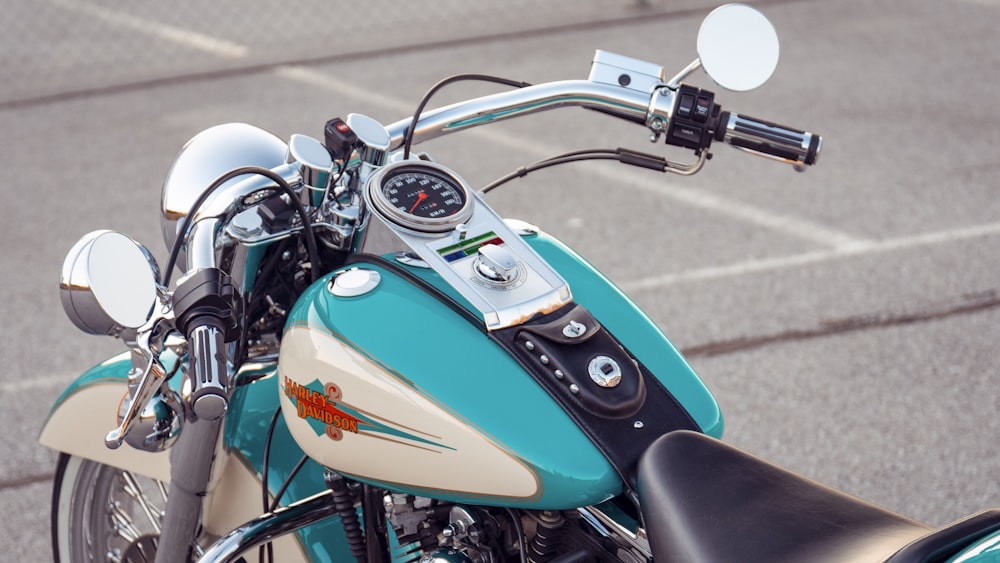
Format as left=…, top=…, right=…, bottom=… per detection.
left=282, top=375, right=456, bottom=452
left=284, top=377, right=362, bottom=440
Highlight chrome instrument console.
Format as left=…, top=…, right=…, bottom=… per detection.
left=360, top=160, right=572, bottom=330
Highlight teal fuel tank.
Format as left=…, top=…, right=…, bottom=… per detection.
left=278, top=229, right=722, bottom=510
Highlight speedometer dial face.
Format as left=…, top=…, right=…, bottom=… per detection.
left=369, top=163, right=473, bottom=233
left=382, top=170, right=465, bottom=220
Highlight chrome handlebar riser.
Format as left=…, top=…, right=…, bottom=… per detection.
left=287, top=134, right=335, bottom=206
left=347, top=113, right=392, bottom=169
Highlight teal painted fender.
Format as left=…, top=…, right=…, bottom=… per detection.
left=949, top=528, right=1000, bottom=562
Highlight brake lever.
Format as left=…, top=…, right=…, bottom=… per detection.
left=104, top=335, right=165, bottom=448
left=104, top=301, right=175, bottom=449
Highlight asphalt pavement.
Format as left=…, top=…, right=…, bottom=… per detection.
left=2, top=0, right=998, bottom=558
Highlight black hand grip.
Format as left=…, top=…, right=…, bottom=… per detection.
left=173, top=268, right=236, bottom=421
left=189, top=324, right=229, bottom=420
left=716, top=111, right=822, bottom=168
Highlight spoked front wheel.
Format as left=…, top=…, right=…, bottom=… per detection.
left=52, top=453, right=167, bottom=562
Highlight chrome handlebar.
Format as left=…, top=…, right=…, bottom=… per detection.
left=166, top=53, right=823, bottom=323
left=383, top=79, right=674, bottom=150
left=380, top=66, right=820, bottom=171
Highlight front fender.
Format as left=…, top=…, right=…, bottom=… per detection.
left=38, top=352, right=171, bottom=482
left=39, top=353, right=342, bottom=559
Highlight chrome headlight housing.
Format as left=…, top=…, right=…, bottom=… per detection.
left=160, top=123, right=288, bottom=273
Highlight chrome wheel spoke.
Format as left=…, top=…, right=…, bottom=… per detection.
left=108, top=498, right=143, bottom=543
left=155, top=480, right=169, bottom=506
left=120, top=471, right=164, bottom=534
left=58, top=456, right=173, bottom=562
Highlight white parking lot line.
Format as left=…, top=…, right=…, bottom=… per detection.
left=49, top=0, right=248, bottom=59
left=620, top=220, right=1000, bottom=290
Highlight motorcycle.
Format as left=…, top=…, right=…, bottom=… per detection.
left=41, top=3, right=1000, bottom=562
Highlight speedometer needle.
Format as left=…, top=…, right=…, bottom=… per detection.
left=409, top=191, right=428, bottom=213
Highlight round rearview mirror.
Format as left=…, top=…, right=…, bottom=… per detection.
left=697, top=3, right=780, bottom=92
left=60, top=230, right=161, bottom=335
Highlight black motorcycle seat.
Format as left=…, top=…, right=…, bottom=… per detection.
left=637, top=431, right=1000, bottom=563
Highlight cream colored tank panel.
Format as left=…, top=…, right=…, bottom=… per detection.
left=279, top=325, right=541, bottom=502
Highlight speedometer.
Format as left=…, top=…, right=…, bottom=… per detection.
left=367, top=162, right=473, bottom=233
left=383, top=170, right=465, bottom=219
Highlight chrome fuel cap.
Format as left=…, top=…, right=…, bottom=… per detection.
left=329, top=268, right=381, bottom=297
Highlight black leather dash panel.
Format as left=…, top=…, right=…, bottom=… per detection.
left=490, top=303, right=699, bottom=490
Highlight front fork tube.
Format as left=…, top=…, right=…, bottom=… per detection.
left=155, top=415, right=224, bottom=563
left=154, top=322, right=232, bottom=562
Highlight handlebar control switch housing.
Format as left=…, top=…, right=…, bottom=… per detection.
left=173, top=268, right=239, bottom=341
left=324, top=117, right=358, bottom=161
left=665, top=84, right=721, bottom=151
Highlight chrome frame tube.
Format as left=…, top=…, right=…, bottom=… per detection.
left=578, top=506, right=652, bottom=558
left=196, top=490, right=339, bottom=563
left=384, top=79, right=664, bottom=150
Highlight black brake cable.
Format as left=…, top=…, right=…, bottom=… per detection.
left=480, top=149, right=618, bottom=193
left=260, top=407, right=282, bottom=563
left=479, top=147, right=671, bottom=194
left=257, top=411, right=310, bottom=562
left=162, top=166, right=321, bottom=287
left=269, top=455, right=309, bottom=512
left=402, top=74, right=532, bottom=161
left=506, top=508, right=528, bottom=563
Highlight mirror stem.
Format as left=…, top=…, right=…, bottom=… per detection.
left=665, top=58, right=702, bottom=90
